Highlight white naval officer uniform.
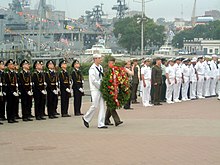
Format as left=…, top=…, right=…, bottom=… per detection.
left=141, top=64, right=152, bottom=106
left=195, top=60, right=205, bottom=98
left=173, top=62, right=182, bottom=102
left=217, top=62, right=220, bottom=99
left=165, top=64, right=175, bottom=103
left=210, top=58, right=218, bottom=96
left=83, top=62, right=106, bottom=128
left=181, top=62, right=190, bottom=101
left=203, top=59, right=212, bottom=97
left=189, top=63, right=197, bottom=99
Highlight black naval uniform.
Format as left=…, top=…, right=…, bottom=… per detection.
left=72, top=68, right=84, bottom=116
left=15, top=71, right=21, bottom=119
left=19, top=70, right=33, bottom=121
left=5, top=70, right=19, bottom=123
left=45, top=70, right=59, bottom=118
left=0, top=70, right=6, bottom=122
left=32, top=71, right=47, bottom=120
left=59, top=69, right=71, bottom=116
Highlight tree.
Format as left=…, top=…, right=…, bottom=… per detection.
left=113, top=15, right=165, bottom=52
left=172, top=20, right=220, bottom=49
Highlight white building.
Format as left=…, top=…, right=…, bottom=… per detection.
left=184, top=38, right=220, bottom=55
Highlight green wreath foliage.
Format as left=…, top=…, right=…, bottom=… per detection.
left=100, top=66, right=130, bottom=110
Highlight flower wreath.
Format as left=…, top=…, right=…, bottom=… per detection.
left=100, top=66, right=130, bottom=110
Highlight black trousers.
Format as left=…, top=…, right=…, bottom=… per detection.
left=47, top=91, right=57, bottom=116
left=105, top=106, right=120, bottom=124
left=153, top=84, right=161, bottom=104
left=21, top=94, right=32, bottom=119
left=0, top=96, right=6, bottom=119
left=73, top=89, right=82, bottom=115
left=61, top=90, right=70, bottom=115
left=161, top=75, right=166, bottom=101
left=6, top=93, right=17, bottom=121
left=131, top=83, right=139, bottom=102
left=34, top=90, right=46, bottom=118
left=14, top=97, right=20, bottom=117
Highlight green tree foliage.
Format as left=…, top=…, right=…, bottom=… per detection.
left=172, top=20, right=220, bottom=49
left=113, top=15, right=165, bottom=52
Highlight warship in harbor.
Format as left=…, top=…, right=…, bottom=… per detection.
left=0, top=0, right=128, bottom=64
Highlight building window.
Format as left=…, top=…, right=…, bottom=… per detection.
left=215, top=49, right=219, bottom=54
left=209, top=49, right=213, bottom=54
left=204, top=48, right=208, bottom=54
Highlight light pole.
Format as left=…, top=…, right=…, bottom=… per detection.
left=134, top=0, right=153, bottom=56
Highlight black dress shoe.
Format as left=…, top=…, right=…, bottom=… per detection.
left=132, top=101, right=140, bottom=104
left=27, top=118, right=33, bottom=121
left=124, top=107, right=133, bottom=110
left=15, top=116, right=22, bottom=119
left=154, top=103, right=162, bottom=106
left=53, top=115, right=58, bottom=118
left=8, top=120, right=14, bottom=123
left=29, top=115, right=35, bottom=118
left=36, top=117, right=41, bottom=120
left=105, top=122, right=114, bottom=126
left=49, top=116, right=54, bottom=119
left=62, top=114, right=71, bottom=117
left=0, top=117, right=7, bottom=121
left=82, top=117, right=89, bottom=128
left=23, top=118, right=29, bottom=122
left=0, top=122, right=3, bottom=125
left=115, top=121, right=123, bottom=127
left=54, top=112, right=60, bottom=115
left=40, top=117, right=46, bottom=120
left=13, top=120, right=19, bottom=123
left=98, top=126, right=108, bottom=129
left=80, top=113, right=84, bottom=115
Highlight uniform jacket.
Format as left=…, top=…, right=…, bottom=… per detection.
left=89, top=63, right=103, bottom=91
left=151, top=65, right=162, bottom=85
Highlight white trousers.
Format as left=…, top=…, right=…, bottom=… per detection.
left=217, top=78, right=220, bottom=98
left=84, top=90, right=105, bottom=127
left=197, top=75, right=204, bottom=98
left=210, top=77, right=217, bottom=96
left=165, top=78, right=175, bottom=101
left=182, top=77, right=189, bottom=99
left=203, top=77, right=211, bottom=97
left=142, top=80, right=151, bottom=105
left=139, top=80, right=143, bottom=97
left=190, top=81, right=197, bottom=99
left=174, top=78, right=182, bottom=100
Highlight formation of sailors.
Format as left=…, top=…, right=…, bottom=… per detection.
left=139, top=54, right=220, bottom=107
left=0, top=59, right=84, bottom=125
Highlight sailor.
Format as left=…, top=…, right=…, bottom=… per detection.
left=72, top=59, right=84, bottom=116
left=45, top=60, right=59, bottom=119
left=19, top=60, right=33, bottom=122
left=131, top=59, right=140, bottom=104
left=195, top=56, right=205, bottom=99
left=82, top=54, right=107, bottom=129
left=0, top=60, right=6, bottom=124
left=217, top=59, right=220, bottom=100
left=181, top=58, right=191, bottom=101
left=141, top=58, right=153, bottom=106
left=4, top=59, right=19, bottom=123
left=160, top=58, right=167, bottom=102
left=165, top=58, right=175, bottom=104
left=32, top=61, right=47, bottom=120
left=189, top=57, right=198, bottom=100
left=173, top=57, right=182, bottom=102
left=203, top=55, right=212, bottom=97
left=210, top=54, right=218, bottom=96
left=59, top=60, right=71, bottom=117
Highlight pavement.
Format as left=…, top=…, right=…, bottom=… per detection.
left=1, top=97, right=220, bottom=165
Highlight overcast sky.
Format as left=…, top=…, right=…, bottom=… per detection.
left=1, top=0, right=220, bottom=21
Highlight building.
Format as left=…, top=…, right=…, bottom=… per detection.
left=184, top=38, right=220, bottom=55
left=205, top=10, right=220, bottom=21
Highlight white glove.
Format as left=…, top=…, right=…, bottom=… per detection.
left=82, top=80, right=84, bottom=84
left=13, top=92, right=19, bottom=97
left=79, top=87, right=84, bottom=93
left=0, top=82, right=2, bottom=86
left=27, top=91, right=33, bottom=96
left=0, top=92, right=3, bottom=96
left=66, top=88, right=71, bottom=93
left=41, top=90, right=47, bottom=95
left=3, top=92, right=6, bottom=96
left=57, top=88, right=60, bottom=93
left=53, top=90, right=58, bottom=95
left=44, top=82, right=47, bottom=86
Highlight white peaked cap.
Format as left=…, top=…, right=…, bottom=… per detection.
left=93, top=54, right=102, bottom=58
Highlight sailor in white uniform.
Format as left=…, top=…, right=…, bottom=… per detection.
left=195, top=56, right=205, bottom=99
left=165, top=58, right=175, bottom=104
left=173, top=57, right=182, bottom=102
left=82, top=54, right=107, bottom=129
left=141, top=58, right=152, bottom=107
left=181, top=58, right=191, bottom=101
left=210, top=54, right=218, bottom=96
left=203, top=55, right=212, bottom=97
left=189, top=57, right=198, bottom=100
